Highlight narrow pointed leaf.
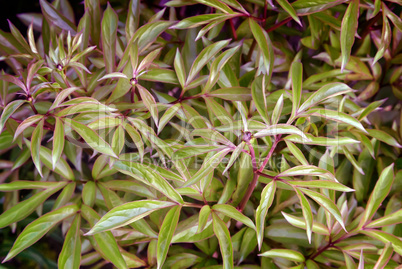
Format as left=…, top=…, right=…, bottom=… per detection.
left=340, top=0, right=359, bottom=71
left=87, top=200, right=175, bottom=235
left=360, top=164, right=394, bottom=226
left=294, top=188, right=313, bottom=243
left=186, top=39, right=230, bottom=84
left=259, top=249, right=305, bottom=262
left=0, top=100, right=26, bottom=133
left=52, top=118, right=65, bottom=169
left=31, top=119, right=44, bottom=176
left=298, top=83, right=352, bottom=113
left=212, top=213, right=234, bottom=269
left=300, top=188, right=346, bottom=231
left=66, top=119, right=117, bottom=158
left=101, top=3, right=118, bottom=73
left=3, top=205, right=78, bottom=262
left=277, top=0, right=302, bottom=25
left=256, top=180, right=276, bottom=249
left=291, top=61, right=303, bottom=118
left=213, top=204, right=256, bottom=230
left=58, top=215, right=81, bottom=269
left=157, top=206, right=181, bottom=269
left=254, top=124, right=309, bottom=141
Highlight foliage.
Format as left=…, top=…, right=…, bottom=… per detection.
left=0, top=0, right=401, bottom=268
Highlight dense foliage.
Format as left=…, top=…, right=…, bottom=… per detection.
left=0, top=0, right=401, bottom=268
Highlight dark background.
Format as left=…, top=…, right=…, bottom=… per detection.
left=0, top=0, right=83, bottom=32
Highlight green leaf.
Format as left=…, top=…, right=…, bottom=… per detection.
left=285, top=140, right=308, bottom=165
left=360, top=164, right=394, bottom=226
left=360, top=229, right=402, bottom=256
left=293, top=0, right=344, bottom=15
left=125, top=0, right=140, bottom=41
left=259, top=249, right=305, bottom=263
left=86, top=200, right=176, bottom=235
left=298, top=83, right=352, bottom=113
left=40, top=0, right=76, bottom=33
left=285, top=133, right=360, bottom=146
left=186, top=39, right=230, bottom=85
left=340, top=0, right=359, bottom=71
left=373, top=243, right=393, bottom=269
left=277, top=0, right=302, bottom=25
left=204, top=45, right=240, bottom=93
left=157, top=206, right=181, bottom=269
left=81, top=205, right=128, bottom=269
left=0, top=181, right=65, bottom=191
left=137, top=84, right=159, bottom=126
left=254, top=124, right=309, bottom=141
left=239, top=228, right=257, bottom=264
left=367, top=129, right=402, bottom=148
left=58, top=215, right=81, bottom=269
left=272, top=94, right=284, bottom=125
left=3, top=205, right=79, bottom=262
left=212, top=213, right=234, bottom=269
left=175, top=145, right=226, bottom=159
left=82, top=181, right=97, bottom=207
left=101, top=3, right=118, bottom=73
left=174, top=49, right=186, bottom=88
left=343, top=146, right=364, bottom=175
left=256, top=180, right=276, bottom=249
left=304, top=108, right=366, bottom=133
left=0, top=100, right=26, bottom=133
left=367, top=209, right=402, bottom=228
left=49, top=87, right=81, bottom=110
left=52, top=117, right=65, bottom=169
left=173, top=14, right=237, bottom=29
left=191, top=128, right=234, bottom=147
left=31, top=119, right=44, bottom=176
left=114, top=160, right=184, bottom=203
left=300, top=188, right=346, bottom=231
left=249, top=18, right=274, bottom=76
left=65, top=119, right=117, bottom=158
left=13, top=114, right=43, bottom=140
left=182, top=148, right=230, bottom=187
left=282, top=212, right=329, bottom=235
left=294, top=188, right=313, bottom=243
left=52, top=182, right=76, bottom=210
left=291, top=61, right=302, bottom=118
left=373, top=10, right=391, bottom=65
left=252, top=75, right=269, bottom=124
left=223, top=142, right=245, bottom=175
left=212, top=204, right=256, bottom=230
left=24, top=140, right=75, bottom=180
left=288, top=180, right=353, bottom=192
left=198, top=205, right=211, bottom=233
left=194, top=0, right=233, bottom=13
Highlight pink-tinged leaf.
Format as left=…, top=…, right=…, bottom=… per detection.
left=3, top=205, right=79, bottom=262
left=65, top=119, right=117, bottom=158
left=0, top=182, right=67, bottom=228
left=0, top=74, right=27, bottom=93
left=136, top=84, right=159, bottom=126
left=40, top=0, right=76, bottom=34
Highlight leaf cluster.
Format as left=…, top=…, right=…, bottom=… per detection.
left=0, top=0, right=401, bottom=268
